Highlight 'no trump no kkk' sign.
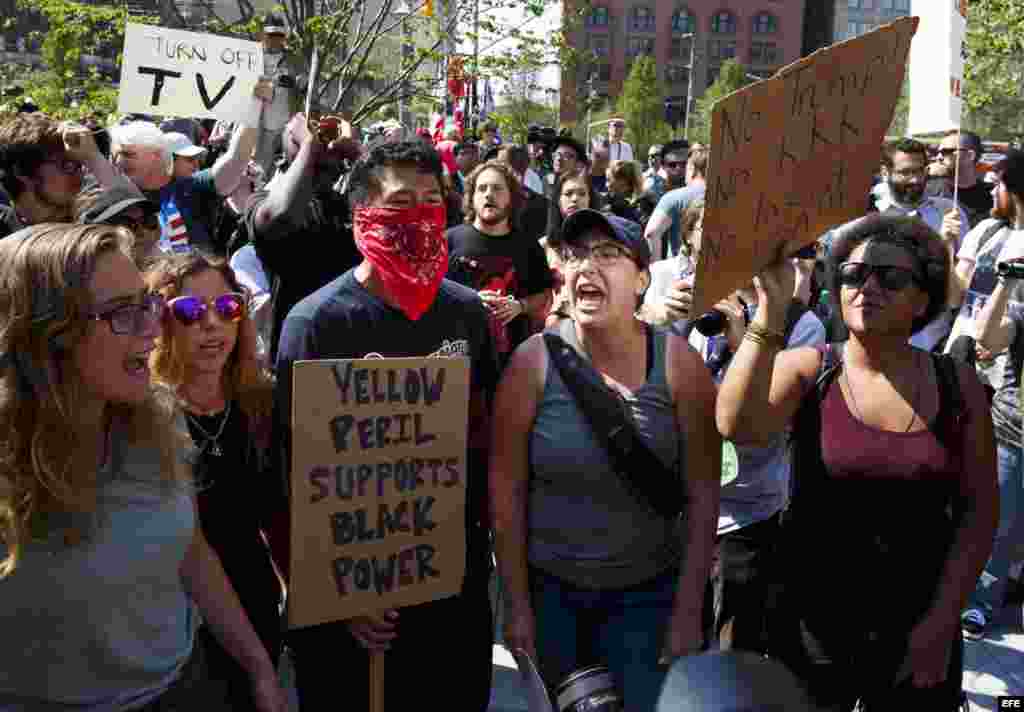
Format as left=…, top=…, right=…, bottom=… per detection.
left=288, top=357, right=470, bottom=630
left=692, top=17, right=918, bottom=317
left=118, top=23, right=264, bottom=125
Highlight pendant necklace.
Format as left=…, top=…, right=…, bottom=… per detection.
left=186, top=401, right=233, bottom=457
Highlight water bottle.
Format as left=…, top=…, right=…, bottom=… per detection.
left=816, top=290, right=831, bottom=323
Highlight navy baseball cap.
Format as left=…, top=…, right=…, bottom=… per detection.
left=560, top=208, right=651, bottom=268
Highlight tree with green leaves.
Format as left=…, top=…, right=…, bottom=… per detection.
left=614, top=55, right=673, bottom=163
left=962, top=0, right=1024, bottom=140
left=688, top=59, right=752, bottom=145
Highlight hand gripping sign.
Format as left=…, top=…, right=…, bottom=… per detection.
left=691, top=18, right=918, bottom=317
left=118, top=23, right=264, bottom=125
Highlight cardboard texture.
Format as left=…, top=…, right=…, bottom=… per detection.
left=288, top=357, right=470, bottom=630
left=118, top=23, right=264, bottom=125
left=692, top=17, right=918, bottom=317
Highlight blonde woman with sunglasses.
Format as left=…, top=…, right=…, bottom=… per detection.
left=146, top=252, right=284, bottom=711
left=0, top=224, right=286, bottom=711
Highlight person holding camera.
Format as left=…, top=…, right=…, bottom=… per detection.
left=257, top=15, right=306, bottom=177
left=958, top=155, right=1024, bottom=641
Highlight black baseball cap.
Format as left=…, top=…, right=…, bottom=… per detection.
left=560, top=208, right=650, bottom=268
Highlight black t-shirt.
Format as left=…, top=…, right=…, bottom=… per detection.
left=244, top=187, right=362, bottom=363
left=188, top=401, right=281, bottom=651
left=275, top=271, right=499, bottom=579
left=445, top=223, right=553, bottom=359
left=518, top=189, right=550, bottom=242
left=0, top=204, right=25, bottom=240
left=927, top=178, right=994, bottom=228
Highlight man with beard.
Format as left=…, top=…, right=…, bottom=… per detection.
left=947, top=151, right=1024, bottom=370
left=876, top=138, right=969, bottom=350
left=274, top=140, right=498, bottom=712
left=645, top=144, right=706, bottom=261
left=447, top=161, right=553, bottom=365
left=244, top=112, right=363, bottom=362
left=927, top=129, right=994, bottom=229
left=951, top=149, right=1024, bottom=640
left=0, top=112, right=119, bottom=239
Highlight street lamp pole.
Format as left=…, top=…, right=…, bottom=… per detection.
left=585, top=73, right=596, bottom=147
left=394, top=0, right=413, bottom=133
left=682, top=32, right=696, bottom=140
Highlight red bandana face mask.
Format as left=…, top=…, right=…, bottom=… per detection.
left=353, top=203, right=448, bottom=321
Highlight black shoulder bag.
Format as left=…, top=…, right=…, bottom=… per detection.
left=542, top=320, right=685, bottom=520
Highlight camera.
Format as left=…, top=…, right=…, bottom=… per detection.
left=277, top=74, right=296, bottom=89
left=997, top=261, right=1024, bottom=280
left=693, top=309, right=729, bottom=337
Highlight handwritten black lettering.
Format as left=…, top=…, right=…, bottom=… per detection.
left=195, top=74, right=235, bottom=110
left=137, top=66, right=182, bottom=107
left=309, top=466, right=330, bottom=503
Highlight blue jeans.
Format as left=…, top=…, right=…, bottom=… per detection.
left=970, top=440, right=1024, bottom=617
left=530, top=566, right=679, bottom=712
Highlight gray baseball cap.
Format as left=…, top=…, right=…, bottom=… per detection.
left=77, top=177, right=156, bottom=225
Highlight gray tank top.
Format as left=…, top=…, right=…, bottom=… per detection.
left=528, top=326, right=685, bottom=589
left=0, top=416, right=197, bottom=711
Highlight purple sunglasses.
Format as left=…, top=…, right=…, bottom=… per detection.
left=166, top=292, right=246, bottom=326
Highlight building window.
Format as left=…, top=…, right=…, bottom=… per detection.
left=670, top=35, right=694, bottom=59
left=752, top=12, right=776, bottom=34
left=586, top=6, right=609, bottom=27
left=630, top=6, right=655, bottom=32
left=861, top=0, right=874, bottom=8
left=707, top=65, right=721, bottom=87
left=598, top=64, right=611, bottom=82
left=894, top=0, right=909, bottom=9
left=709, top=39, right=737, bottom=60
left=626, top=36, right=655, bottom=56
left=711, top=10, right=736, bottom=34
left=665, top=65, right=689, bottom=83
left=588, top=34, right=610, bottom=56
left=848, top=0, right=860, bottom=7
left=750, top=41, right=778, bottom=64
left=671, top=7, right=695, bottom=34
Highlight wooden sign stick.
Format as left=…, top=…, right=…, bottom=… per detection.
left=369, top=650, right=385, bottom=712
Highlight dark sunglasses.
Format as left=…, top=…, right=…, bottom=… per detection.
left=663, top=160, right=685, bottom=169
left=167, top=292, right=246, bottom=326
left=838, top=262, right=921, bottom=291
left=937, top=147, right=964, bottom=158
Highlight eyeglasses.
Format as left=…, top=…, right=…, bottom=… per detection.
left=838, top=262, right=921, bottom=292
left=109, top=212, right=160, bottom=233
left=167, top=292, right=247, bottom=326
left=553, top=151, right=578, bottom=161
left=558, top=242, right=633, bottom=267
left=87, top=293, right=165, bottom=335
left=663, top=160, right=686, bottom=170
left=43, top=158, right=83, bottom=175
left=937, top=148, right=963, bottom=158
left=609, top=122, right=625, bottom=128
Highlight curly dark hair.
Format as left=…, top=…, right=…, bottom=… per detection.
left=346, top=140, right=445, bottom=207
left=461, top=161, right=524, bottom=229
left=827, top=213, right=950, bottom=335
left=881, top=137, right=929, bottom=171
left=0, top=113, right=66, bottom=199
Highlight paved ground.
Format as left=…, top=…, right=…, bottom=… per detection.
left=487, top=607, right=1024, bottom=712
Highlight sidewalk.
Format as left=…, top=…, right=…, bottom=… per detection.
left=487, top=614, right=1024, bottom=712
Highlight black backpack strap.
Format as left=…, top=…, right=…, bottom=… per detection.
left=542, top=326, right=685, bottom=519
left=930, top=352, right=965, bottom=447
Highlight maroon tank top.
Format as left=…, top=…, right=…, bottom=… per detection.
left=820, top=376, right=961, bottom=486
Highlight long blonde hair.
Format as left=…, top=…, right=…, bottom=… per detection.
left=0, top=223, right=186, bottom=577
left=145, top=253, right=274, bottom=429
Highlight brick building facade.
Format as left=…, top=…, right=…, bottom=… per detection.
left=561, top=0, right=806, bottom=125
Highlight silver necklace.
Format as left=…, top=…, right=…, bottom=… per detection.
left=186, top=401, right=232, bottom=457
left=843, top=353, right=920, bottom=433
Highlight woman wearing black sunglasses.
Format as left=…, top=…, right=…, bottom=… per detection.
left=717, top=213, right=998, bottom=711
left=146, top=253, right=284, bottom=711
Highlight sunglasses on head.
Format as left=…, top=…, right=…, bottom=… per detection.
left=167, top=292, right=246, bottom=326
left=838, top=262, right=921, bottom=292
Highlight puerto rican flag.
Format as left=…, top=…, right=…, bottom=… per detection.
left=159, top=197, right=191, bottom=254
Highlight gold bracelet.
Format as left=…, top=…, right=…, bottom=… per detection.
left=744, top=326, right=784, bottom=349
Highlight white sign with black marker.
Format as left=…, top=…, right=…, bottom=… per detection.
left=118, top=23, right=264, bottom=125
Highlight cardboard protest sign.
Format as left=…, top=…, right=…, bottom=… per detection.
left=288, top=357, right=470, bottom=630
left=692, top=17, right=918, bottom=317
left=118, top=23, right=263, bottom=125
left=908, top=0, right=967, bottom=136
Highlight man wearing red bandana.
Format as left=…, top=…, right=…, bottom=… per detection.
left=273, top=141, right=499, bottom=712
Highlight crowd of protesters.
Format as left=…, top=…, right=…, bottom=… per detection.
left=0, top=14, right=1019, bottom=711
